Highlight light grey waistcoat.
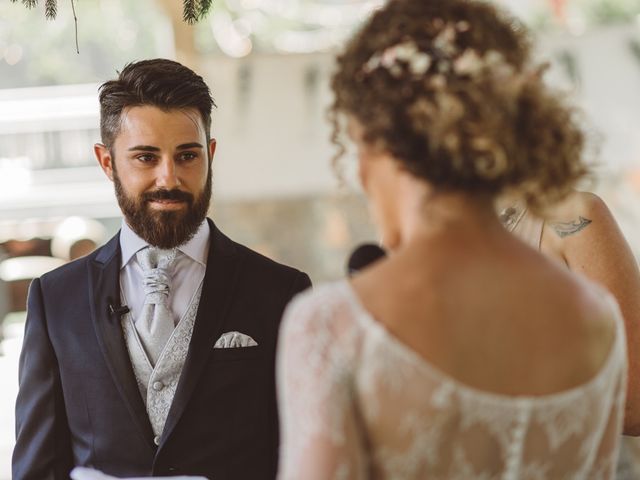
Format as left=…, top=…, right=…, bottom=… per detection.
left=121, top=281, right=204, bottom=441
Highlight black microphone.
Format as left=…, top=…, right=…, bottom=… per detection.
left=108, top=303, right=130, bottom=317
left=347, top=243, right=387, bottom=276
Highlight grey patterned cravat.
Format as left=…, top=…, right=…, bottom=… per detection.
left=135, top=246, right=178, bottom=366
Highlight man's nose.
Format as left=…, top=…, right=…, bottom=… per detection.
left=155, top=158, right=180, bottom=189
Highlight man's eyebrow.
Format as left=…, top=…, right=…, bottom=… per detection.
left=177, top=142, right=204, bottom=150
left=128, top=145, right=161, bottom=152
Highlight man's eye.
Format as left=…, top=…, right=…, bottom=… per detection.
left=179, top=152, right=197, bottom=161
left=136, top=154, right=156, bottom=163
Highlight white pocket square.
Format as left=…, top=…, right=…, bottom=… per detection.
left=214, top=331, right=258, bottom=349
left=71, top=467, right=207, bottom=480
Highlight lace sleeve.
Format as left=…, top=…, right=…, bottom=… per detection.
left=277, top=287, right=367, bottom=480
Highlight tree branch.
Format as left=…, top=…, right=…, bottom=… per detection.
left=70, top=0, right=78, bottom=54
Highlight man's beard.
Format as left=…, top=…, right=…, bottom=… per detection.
left=114, top=168, right=212, bottom=249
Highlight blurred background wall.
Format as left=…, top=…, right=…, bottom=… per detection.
left=1, top=0, right=640, bottom=477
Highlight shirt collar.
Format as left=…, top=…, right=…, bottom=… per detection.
left=119, top=219, right=210, bottom=269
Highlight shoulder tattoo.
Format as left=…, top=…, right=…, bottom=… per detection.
left=549, top=216, right=593, bottom=238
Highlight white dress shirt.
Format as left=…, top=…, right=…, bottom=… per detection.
left=119, top=220, right=210, bottom=326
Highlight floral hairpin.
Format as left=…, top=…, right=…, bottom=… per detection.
left=363, top=41, right=432, bottom=77
left=362, top=20, right=469, bottom=78
left=361, top=19, right=511, bottom=83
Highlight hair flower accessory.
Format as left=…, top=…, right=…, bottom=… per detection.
left=409, top=53, right=432, bottom=76
left=361, top=19, right=518, bottom=87
left=453, top=50, right=484, bottom=76
left=433, top=24, right=457, bottom=56
left=362, top=18, right=468, bottom=79
left=364, top=41, right=433, bottom=77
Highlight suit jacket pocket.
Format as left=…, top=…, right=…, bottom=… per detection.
left=211, top=344, right=264, bottom=361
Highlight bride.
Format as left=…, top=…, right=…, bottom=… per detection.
left=276, top=0, right=627, bottom=478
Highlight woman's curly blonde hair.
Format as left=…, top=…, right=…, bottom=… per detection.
left=330, top=0, right=587, bottom=212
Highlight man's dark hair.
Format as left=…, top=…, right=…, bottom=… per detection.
left=98, top=58, right=216, bottom=149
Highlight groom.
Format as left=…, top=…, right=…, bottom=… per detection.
left=13, top=59, right=311, bottom=480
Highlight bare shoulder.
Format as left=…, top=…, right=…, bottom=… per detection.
left=540, top=191, right=628, bottom=264
left=574, top=191, right=609, bottom=211
left=546, top=191, right=615, bottom=239
left=571, top=277, right=621, bottom=361
left=538, top=271, right=621, bottom=383
left=569, top=274, right=618, bottom=325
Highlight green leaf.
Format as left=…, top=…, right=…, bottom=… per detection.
left=198, top=0, right=213, bottom=20
left=45, top=0, right=57, bottom=19
left=183, top=0, right=198, bottom=24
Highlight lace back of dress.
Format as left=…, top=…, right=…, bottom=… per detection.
left=277, top=282, right=626, bottom=480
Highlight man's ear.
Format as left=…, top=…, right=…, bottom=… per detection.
left=208, top=138, right=217, bottom=164
left=94, top=143, right=114, bottom=181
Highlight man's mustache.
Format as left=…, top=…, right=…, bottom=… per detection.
left=142, top=189, right=194, bottom=204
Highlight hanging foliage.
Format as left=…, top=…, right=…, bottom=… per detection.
left=8, top=0, right=214, bottom=23
left=44, top=0, right=57, bottom=19
left=182, top=0, right=214, bottom=24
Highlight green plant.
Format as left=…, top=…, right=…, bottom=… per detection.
left=9, top=0, right=214, bottom=23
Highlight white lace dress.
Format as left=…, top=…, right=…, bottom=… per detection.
left=277, top=281, right=627, bottom=480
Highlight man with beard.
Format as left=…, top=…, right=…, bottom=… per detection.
left=13, top=59, right=311, bottom=480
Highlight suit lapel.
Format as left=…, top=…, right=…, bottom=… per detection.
left=160, top=220, right=241, bottom=445
left=88, top=233, right=156, bottom=451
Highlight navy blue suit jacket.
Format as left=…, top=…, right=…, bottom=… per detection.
left=13, top=220, right=311, bottom=479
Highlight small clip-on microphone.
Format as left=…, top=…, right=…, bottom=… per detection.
left=108, top=303, right=130, bottom=317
